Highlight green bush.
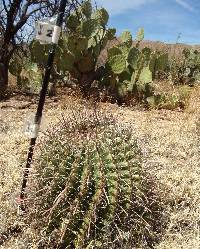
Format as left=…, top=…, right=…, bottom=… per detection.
left=9, top=57, right=42, bottom=93
left=147, top=85, right=192, bottom=110
left=28, top=108, right=167, bottom=248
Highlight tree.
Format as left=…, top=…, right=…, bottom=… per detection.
left=0, top=0, right=61, bottom=99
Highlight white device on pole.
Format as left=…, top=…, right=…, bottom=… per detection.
left=35, top=19, right=61, bottom=44
left=23, top=114, right=40, bottom=139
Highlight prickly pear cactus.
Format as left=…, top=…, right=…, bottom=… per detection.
left=30, top=40, right=50, bottom=65
left=29, top=1, right=115, bottom=92
left=9, top=60, right=22, bottom=76
left=127, top=47, right=140, bottom=70
left=57, top=2, right=115, bottom=89
left=66, top=35, right=88, bottom=53
left=138, top=67, right=152, bottom=84
left=80, top=19, right=99, bottom=37
left=9, top=53, right=42, bottom=92
left=22, top=63, right=42, bottom=93
left=107, top=46, right=122, bottom=59
left=120, top=31, right=133, bottom=47
left=108, top=54, right=127, bottom=74
left=117, top=80, right=134, bottom=97
left=66, top=14, right=80, bottom=31
left=81, top=0, right=92, bottom=18
left=149, top=52, right=169, bottom=79
left=29, top=109, right=164, bottom=248
left=156, top=53, right=169, bottom=71
left=106, top=28, right=155, bottom=101
left=179, top=48, right=200, bottom=84
left=105, top=28, right=116, bottom=40
left=136, top=27, right=144, bottom=43
left=57, top=51, right=75, bottom=72
left=91, top=8, right=109, bottom=26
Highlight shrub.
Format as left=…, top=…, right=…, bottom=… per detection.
left=28, top=108, right=167, bottom=248
left=147, top=85, right=192, bottom=110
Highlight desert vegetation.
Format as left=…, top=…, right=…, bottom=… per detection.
left=1, top=0, right=200, bottom=249
left=6, top=1, right=200, bottom=109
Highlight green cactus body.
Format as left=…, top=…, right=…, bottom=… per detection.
left=134, top=67, right=153, bottom=95
left=119, top=69, right=132, bottom=83
left=131, top=71, right=137, bottom=85
left=138, top=67, right=152, bottom=84
left=107, top=46, right=122, bottom=59
left=101, top=147, right=119, bottom=207
left=88, top=37, right=97, bottom=48
left=117, top=80, right=134, bottom=97
left=16, top=63, right=43, bottom=93
left=9, top=60, right=22, bottom=76
left=66, top=14, right=80, bottom=31
left=30, top=111, right=147, bottom=248
left=81, top=19, right=99, bottom=37
left=91, top=8, right=109, bottom=26
left=136, top=27, right=144, bottom=42
left=58, top=52, right=75, bottom=72
left=108, top=54, right=127, bottom=74
left=149, top=52, right=169, bottom=79
left=149, top=53, right=157, bottom=75
left=93, top=43, right=102, bottom=58
left=30, top=40, right=49, bottom=65
left=81, top=0, right=92, bottom=18
left=105, top=28, right=116, bottom=40
left=66, top=35, right=88, bottom=54
left=96, top=28, right=105, bottom=41
left=117, top=44, right=130, bottom=59
left=127, top=47, right=140, bottom=70
left=155, top=53, right=169, bottom=71
left=148, top=94, right=172, bottom=109
left=120, top=31, right=133, bottom=47
left=28, top=1, right=116, bottom=90
left=142, top=47, right=152, bottom=65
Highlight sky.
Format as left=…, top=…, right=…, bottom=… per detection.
left=94, top=0, right=200, bottom=45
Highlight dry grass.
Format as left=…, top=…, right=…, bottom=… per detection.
left=1, top=90, right=200, bottom=248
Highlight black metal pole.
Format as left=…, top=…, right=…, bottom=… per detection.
left=19, top=0, right=68, bottom=209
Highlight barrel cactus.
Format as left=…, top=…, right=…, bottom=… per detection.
left=28, top=108, right=166, bottom=248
